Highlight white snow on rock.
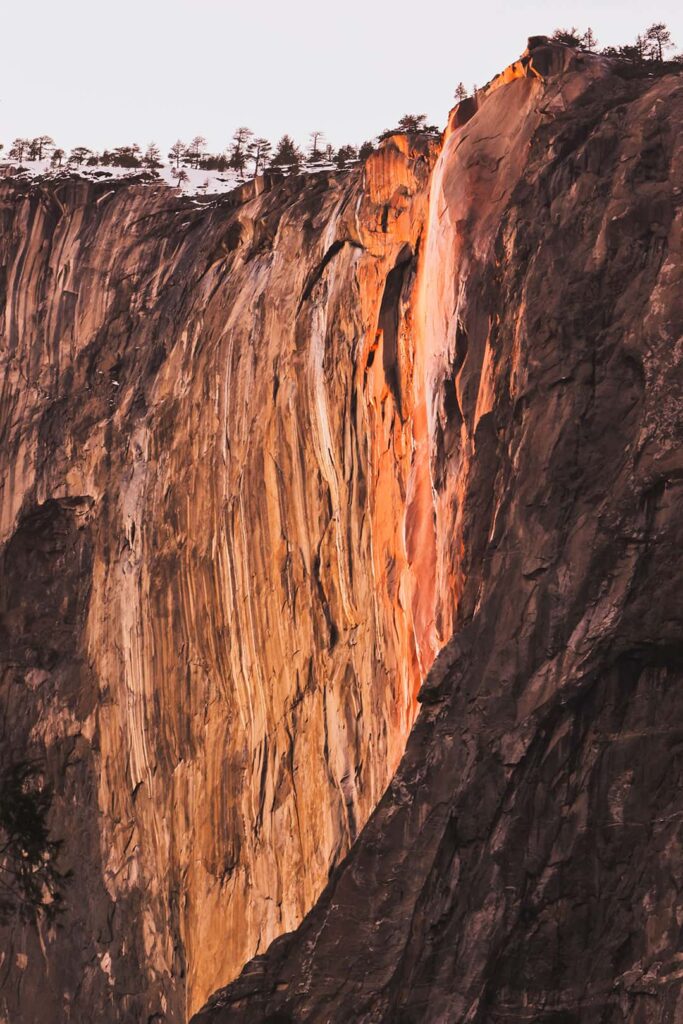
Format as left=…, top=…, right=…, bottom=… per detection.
left=0, top=157, right=351, bottom=196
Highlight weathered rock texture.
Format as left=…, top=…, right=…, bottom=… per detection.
left=193, top=45, right=683, bottom=1024
left=1, top=38, right=682, bottom=1024
left=0, top=136, right=439, bottom=1020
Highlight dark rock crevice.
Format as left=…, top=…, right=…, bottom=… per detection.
left=376, top=245, right=413, bottom=417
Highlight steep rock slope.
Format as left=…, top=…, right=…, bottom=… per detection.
left=194, top=46, right=683, bottom=1024
left=0, top=139, right=441, bottom=1020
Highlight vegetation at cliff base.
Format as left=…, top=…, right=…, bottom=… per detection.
left=0, top=759, right=67, bottom=923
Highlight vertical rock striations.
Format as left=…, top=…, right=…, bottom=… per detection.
left=0, top=140, right=438, bottom=1020
left=193, top=45, right=683, bottom=1024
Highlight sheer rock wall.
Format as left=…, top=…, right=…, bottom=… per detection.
left=194, top=46, right=683, bottom=1024
left=0, top=138, right=440, bottom=1021
left=2, top=38, right=682, bottom=1024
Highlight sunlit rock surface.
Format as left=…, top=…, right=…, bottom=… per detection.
left=193, top=44, right=683, bottom=1024
left=0, top=138, right=439, bottom=1020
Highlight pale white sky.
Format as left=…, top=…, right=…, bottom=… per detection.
left=1, top=0, right=682, bottom=156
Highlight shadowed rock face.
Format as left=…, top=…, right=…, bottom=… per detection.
left=192, top=49, right=683, bottom=1024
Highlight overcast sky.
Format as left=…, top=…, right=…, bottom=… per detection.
left=2, top=0, right=682, bottom=156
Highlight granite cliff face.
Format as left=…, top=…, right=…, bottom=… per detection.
left=1, top=38, right=682, bottom=1024
left=0, top=129, right=440, bottom=1021
left=193, top=43, right=683, bottom=1024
